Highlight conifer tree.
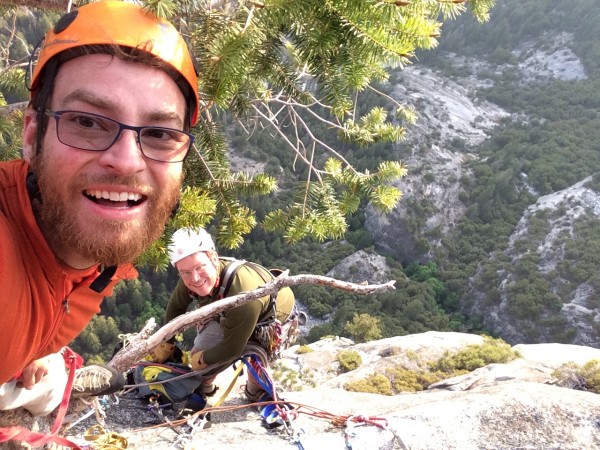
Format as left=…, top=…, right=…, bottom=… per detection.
left=0, top=0, right=495, bottom=268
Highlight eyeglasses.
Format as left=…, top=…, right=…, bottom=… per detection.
left=44, top=109, right=194, bottom=163
left=179, top=264, right=208, bottom=280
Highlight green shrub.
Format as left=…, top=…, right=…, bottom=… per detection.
left=384, top=366, right=452, bottom=392
left=429, top=337, right=519, bottom=373
left=271, top=363, right=317, bottom=390
left=343, top=313, right=382, bottom=343
left=553, top=360, right=600, bottom=394
left=337, top=350, right=362, bottom=372
left=345, top=373, right=393, bottom=395
left=344, top=336, right=521, bottom=395
left=272, top=362, right=300, bottom=390
left=297, top=345, right=314, bottom=354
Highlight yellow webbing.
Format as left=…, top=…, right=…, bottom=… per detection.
left=211, top=362, right=245, bottom=407
left=83, top=424, right=128, bottom=449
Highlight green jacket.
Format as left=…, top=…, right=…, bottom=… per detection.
left=165, top=259, right=294, bottom=365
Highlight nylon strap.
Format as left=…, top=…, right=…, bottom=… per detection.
left=217, top=258, right=278, bottom=324
left=211, top=362, right=245, bottom=408
left=217, top=259, right=246, bottom=299
left=239, top=355, right=274, bottom=397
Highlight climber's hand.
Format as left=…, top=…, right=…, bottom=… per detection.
left=191, top=351, right=207, bottom=370
left=151, top=342, right=175, bottom=363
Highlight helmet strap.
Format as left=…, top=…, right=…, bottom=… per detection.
left=26, top=171, right=41, bottom=203
left=34, top=57, right=59, bottom=157
left=169, top=199, right=180, bottom=220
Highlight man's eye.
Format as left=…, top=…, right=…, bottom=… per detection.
left=63, top=113, right=108, bottom=131
left=76, top=116, right=96, bottom=128
left=143, top=127, right=179, bottom=141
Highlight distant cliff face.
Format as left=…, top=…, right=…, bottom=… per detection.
left=363, top=34, right=600, bottom=347
left=468, top=177, right=600, bottom=347
left=325, top=250, right=392, bottom=285
left=366, top=34, right=586, bottom=265
left=365, top=62, right=508, bottom=264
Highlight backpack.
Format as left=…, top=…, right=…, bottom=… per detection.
left=217, top=258, right=296, bottom=360
left=217, top=257, right=280, bottom=321
left=132, top=361, right=201, bottom=404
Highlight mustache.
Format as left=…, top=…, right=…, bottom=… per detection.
left=72, top=174, right=153, bottom=195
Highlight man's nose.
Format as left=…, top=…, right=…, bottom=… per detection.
left=190, top=269, right=202, bottom=281
left=97, top=129, right=147, bottom=175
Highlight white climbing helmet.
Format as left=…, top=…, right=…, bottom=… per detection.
left=168, top=227, right=215, bottom=266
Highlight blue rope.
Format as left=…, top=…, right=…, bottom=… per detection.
left=238, top=354, right=296, bottom=429
left=239, top=355, right=274, bottom=397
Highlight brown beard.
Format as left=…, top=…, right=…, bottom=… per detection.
left=30, top=153, right=182, bottom=266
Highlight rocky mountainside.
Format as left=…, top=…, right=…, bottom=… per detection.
left=366, top=32, right=586, bottom=265
left=344, top=29, right=600, bottom=347
left=468, top=175, right=600, bottom=347
left=4, top=331, right=599, bottom=449
left=365, top=62, right=510, bottom=264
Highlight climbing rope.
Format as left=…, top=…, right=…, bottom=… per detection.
left=63, top=347, right=406, bottom=449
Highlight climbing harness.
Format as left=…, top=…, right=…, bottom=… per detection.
left=216, top=258, right=300, bottom=361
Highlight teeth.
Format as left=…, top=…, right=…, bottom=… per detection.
left=86, top=190, right=142, bottom=201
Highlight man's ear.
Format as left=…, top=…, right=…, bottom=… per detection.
left=209, top=250, right=220, bottom=269
left=22, top=108, right=38, bottom=162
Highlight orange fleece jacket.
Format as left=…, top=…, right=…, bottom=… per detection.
left=0, top=160, right=137, bottom=384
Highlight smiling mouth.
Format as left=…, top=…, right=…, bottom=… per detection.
left=84, top=189, right=145, bottom=207
left=192, top=279, right=209, bottom=289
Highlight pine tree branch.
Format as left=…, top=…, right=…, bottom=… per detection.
left=108, top=273, right=396, bottom=372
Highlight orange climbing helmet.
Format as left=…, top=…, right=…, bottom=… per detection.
left=30, top=0, right=199, bottom=126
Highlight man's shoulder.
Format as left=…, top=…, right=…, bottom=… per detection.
left=0, top=160, right=33, bottom=265
left=0, top=159, right=27, bottom=182
left=115, top=263, right=138, bottom=280
left=0, top=160, right=27, bottom=201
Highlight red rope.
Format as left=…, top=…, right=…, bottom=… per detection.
left=0, top=348, right=84, bottom=449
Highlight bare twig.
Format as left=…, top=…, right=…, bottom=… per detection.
left=0, top=0, right=70, bottom=10
left=108, top=273, right=395, bottom=372
left=0, top=101, right=27, bottom=116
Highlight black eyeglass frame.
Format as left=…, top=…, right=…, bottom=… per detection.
left=44, top=109, right=195, bottom=163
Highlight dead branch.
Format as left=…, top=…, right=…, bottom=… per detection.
left=0, top=0, right=71, bottom=11
left=108, top=273, right=396, bottom=372
left=0, top=101, right=27, bottom=116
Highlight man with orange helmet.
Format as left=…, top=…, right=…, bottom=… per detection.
left=0, top=1, right=198, bottom=417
